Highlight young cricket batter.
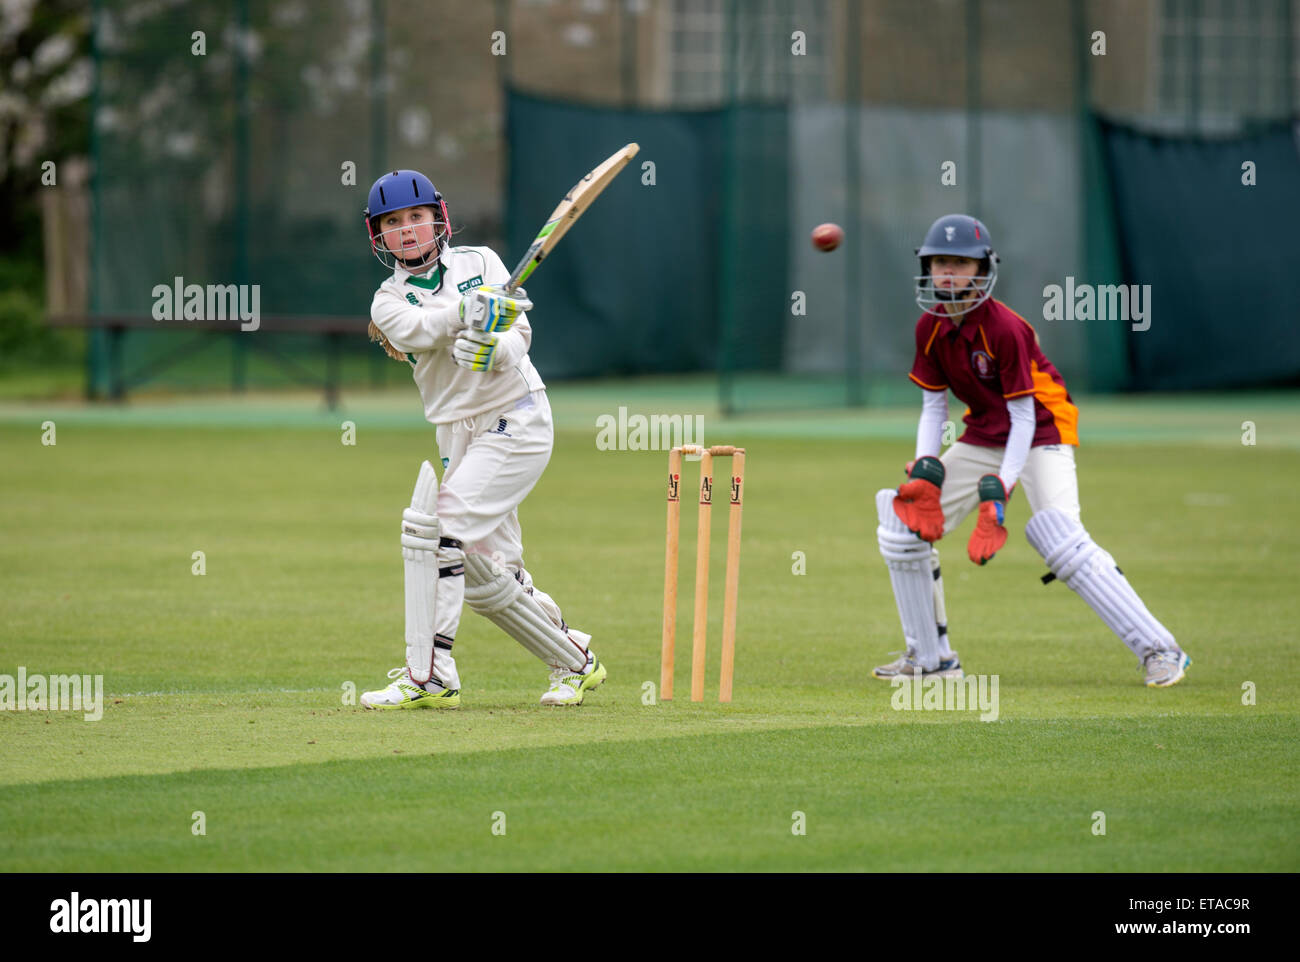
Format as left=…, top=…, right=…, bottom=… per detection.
left=357, top=169, right=606, bottom=709
left=872, top=214, right=1190, bottom=687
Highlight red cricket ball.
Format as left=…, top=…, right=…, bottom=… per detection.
left=811, top=222, right=844, bottom=252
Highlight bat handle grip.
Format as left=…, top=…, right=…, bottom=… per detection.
left=503, top=267, right=530, bottom=295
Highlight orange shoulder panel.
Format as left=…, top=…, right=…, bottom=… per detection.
left=1029, top=360, right=1078, bottom=445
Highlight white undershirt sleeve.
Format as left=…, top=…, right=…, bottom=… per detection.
left=998, top=395, right=1036, bottom=491
left=370, top=290, right=463, bottom=354
left=915, top=389, right=947, bottom=460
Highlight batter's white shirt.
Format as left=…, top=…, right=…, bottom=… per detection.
left=370, top=246, right=545, bottom=425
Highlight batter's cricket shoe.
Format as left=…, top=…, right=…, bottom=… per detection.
left=871, top=649, right=963, bottom=680
left=539, top=650, right=607, bottom=706
left=360, top=667, right=461, bottom=710
left=1143, top=648, right=1191, bottom=688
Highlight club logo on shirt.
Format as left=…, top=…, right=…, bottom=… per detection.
left=456, top=275, right=485, bottom=294
left=971, top=350, right=995, bottom=379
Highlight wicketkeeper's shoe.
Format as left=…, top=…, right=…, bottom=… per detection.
left=871, top=649, right=963, bottom=680
left=1143, top=648, right=1191, bottom=688
left=539, top=650, right=607, bottom=706
left=360, top=667, right=461, bottom=710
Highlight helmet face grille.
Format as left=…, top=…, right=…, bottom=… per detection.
left=913, top=263, right=998, bottom=318
left=365, top=170, right=449, bottom=271
left=912, top=214, right=998, bottom=316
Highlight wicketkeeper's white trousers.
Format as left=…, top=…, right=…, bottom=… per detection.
left=939, top=441, right=1080, bottom=532
left=921, top=441, right=1175, bottom=665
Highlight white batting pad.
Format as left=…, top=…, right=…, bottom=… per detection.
left=401, top=461, right=464, bottom=687
left=519, top=568, right=593, bottom=650
left=1024, top=507, right=1176, bottom=662
left=462, top=553, right=587, bottom=671
left=876, top=488, right=941, bottom=670
left=410, top=459, right=439, bottom=512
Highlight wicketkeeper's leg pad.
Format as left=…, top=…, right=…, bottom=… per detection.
left=462, top=552, right=588, bottom=671
left=1024, top=507, right=1176, bottom=662
left=876, top=488, right=942, bottom=670
left=930, top=547, right=952, bottom=656
left=401, top=461, right=464, bottom=687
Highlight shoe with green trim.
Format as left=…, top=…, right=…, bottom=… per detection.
left=539, top=652, right=606, bottom=706
left=1143, top=649, right=1191, bottom=688
left=871, top=649, right=962, bottom=680
left=360, top=667, right=460, bottom=710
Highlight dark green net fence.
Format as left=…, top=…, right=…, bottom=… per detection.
left=85, top=0, right=1299, bottom=405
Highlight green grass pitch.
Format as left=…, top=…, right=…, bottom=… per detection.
left=1, top=383, right=1297, bottom=872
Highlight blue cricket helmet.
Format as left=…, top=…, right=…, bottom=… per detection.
left=364, top=170, right=451, bottom=270
left=366, top=170, right=441, bottom=219
left=914, top=214, right=999, bottom=317
left=917, top=213, right=995, bottom=260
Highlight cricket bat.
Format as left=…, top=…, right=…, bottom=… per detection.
left=504, top=143, right=640, bottom=293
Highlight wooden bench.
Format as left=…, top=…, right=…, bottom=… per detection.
left=46, top=314, right=383, bottom=408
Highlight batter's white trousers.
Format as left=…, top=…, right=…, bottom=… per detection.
left=436, top=389, right=553, bottom=564
left=434, top=389, right=583, bottom=651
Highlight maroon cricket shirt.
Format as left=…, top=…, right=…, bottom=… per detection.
left=908, top=298, right=1079, bottom=447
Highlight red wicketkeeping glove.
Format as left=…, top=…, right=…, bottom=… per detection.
left=967, top=474, right=1009, bottom=565
left=893, top=456, right=945, bottom=543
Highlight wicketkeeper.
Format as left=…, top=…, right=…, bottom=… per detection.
left=357, top=169, right=606, bottom=709
left=873, top=214, right=1190, bottom=687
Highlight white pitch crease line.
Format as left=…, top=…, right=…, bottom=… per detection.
left=109, top=687, right=336, bottom=697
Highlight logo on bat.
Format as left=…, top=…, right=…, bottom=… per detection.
left=562, top=172, right=597, bottom=204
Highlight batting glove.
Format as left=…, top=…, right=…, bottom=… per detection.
left=893, top=455, right=945, bottom=543
left=459, top=285, right=532, bottom=334
left=967, top=474, right=1009, bottom=565
left=452, top=328, right=501, bottom=372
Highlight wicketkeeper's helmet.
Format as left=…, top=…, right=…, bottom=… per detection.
left=914, top=213, right=999, bottom=317
left=364, top=170, right=452, bottom=270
